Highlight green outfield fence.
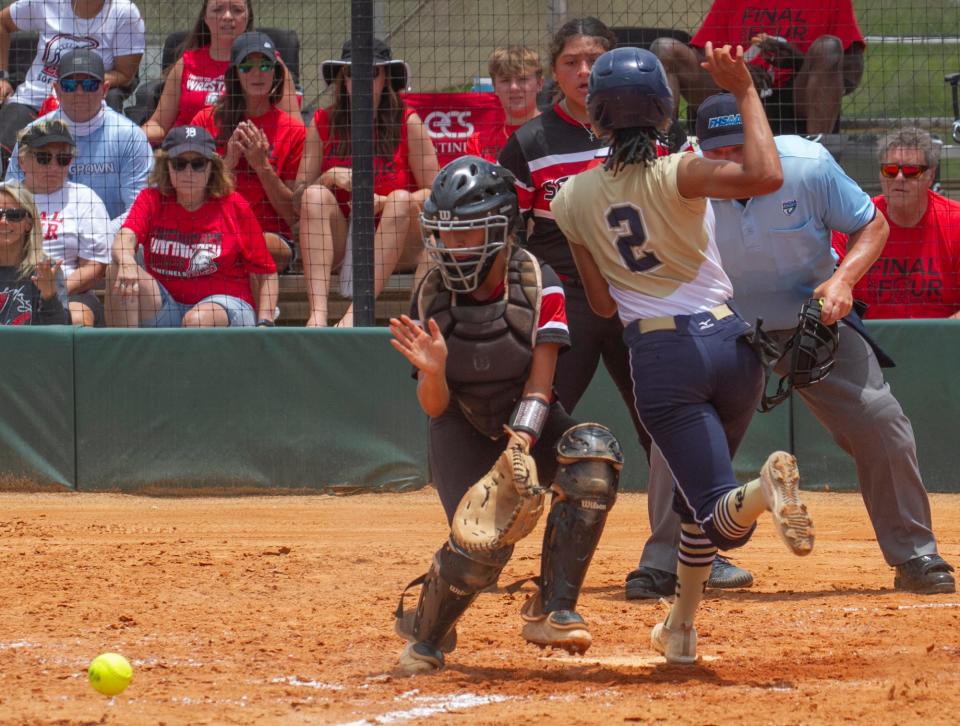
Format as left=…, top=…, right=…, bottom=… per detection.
left=1, top=322, right=958, bottom=494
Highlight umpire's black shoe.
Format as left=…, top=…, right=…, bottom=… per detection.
left=625, top=566, right=677, bottom=600
left=707, top=555, right=754, bottom=589
left=894, top=554, right=956, bottom=594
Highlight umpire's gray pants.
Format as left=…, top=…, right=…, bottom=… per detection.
left=639, top=321, right=939, bottom=571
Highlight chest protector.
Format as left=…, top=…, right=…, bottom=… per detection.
left=418, top=248, right=543, bottom=439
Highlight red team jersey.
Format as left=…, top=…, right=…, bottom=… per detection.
left=497, top=103, right=607, bottom=280
left=192, top=105, right=305, bottom=237
left=175, top=47, right=230, bottom=129
left=834, top=190, right=960, bottom=318
left=691, top=0, right=865, bottom=88
left=122, top=188, right=276, bottom=306
left=313, top=105, right=419, bottom=218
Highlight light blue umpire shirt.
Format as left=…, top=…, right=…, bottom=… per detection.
left=712, top=135, right=877, bottom=331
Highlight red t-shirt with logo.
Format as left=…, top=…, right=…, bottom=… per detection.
left=691, top=0, right=865, bottom=88
left=312, top=105, right=419, bottom=218
left=833, top=190, right=960, bottom=318
left=192, top=105, right=305, bottom=237
left=175, top=47, right=230, bottom=128
left=122, top=188, right=276, bottom=306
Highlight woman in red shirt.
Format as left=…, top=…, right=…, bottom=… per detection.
left=107, top=126, right=277, bottom=328
left=142, top=0, right=298, bottom=146
left=191, top=31, right=305, bottom=272
left=296, top=38, right=439, bottom=327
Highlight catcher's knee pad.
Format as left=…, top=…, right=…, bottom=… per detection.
left=439, top=538, right=513, bottom=593
left=553, top=423, right=624, bottom=510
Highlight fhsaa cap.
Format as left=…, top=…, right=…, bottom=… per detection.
left=695, top=93, right=745, bottom=151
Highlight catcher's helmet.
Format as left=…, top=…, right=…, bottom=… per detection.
left=421, top=155, right=519, bottom=293
left=587, top=47, right=673, bottom=133
left=758, top=298, right=840, bottom=411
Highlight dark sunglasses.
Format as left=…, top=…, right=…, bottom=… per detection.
left=168, top=157, right=211, bottom=172
left=880, top=163, right=929, bottom=179
left=238, top=60, right=275, bottom=74
left=32, top=150, right=73, bottom=167
left=58, top=78, right=102, bottom=93
left=0, top=207, right=30, bottom=222
left=341, top=66, right=384, bottom=79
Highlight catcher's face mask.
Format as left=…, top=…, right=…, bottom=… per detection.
left=420, top=214, right=510, bottom=293
left=758, top=298, right=840, bottom=412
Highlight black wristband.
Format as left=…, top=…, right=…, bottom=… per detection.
left=256, top=319, right=275, bottom=327
left=0, top=70, right=10, bottom=82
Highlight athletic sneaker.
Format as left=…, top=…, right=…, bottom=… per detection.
left=708, top=555, right=754, bottom=589
left=760, top=451, right=815, bottom=556
left=521, top=609, right=592, bottom=654
left=397, top=641, right=444, bottom=675
left=651, top=620, right=697, bottom=665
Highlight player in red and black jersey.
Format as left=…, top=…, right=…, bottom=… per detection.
left=498, top=17, right=654, bottom=469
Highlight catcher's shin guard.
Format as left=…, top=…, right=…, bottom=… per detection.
left=539, top=423, right=623, bottom=613
left=396, top=539, right=512, bottom=656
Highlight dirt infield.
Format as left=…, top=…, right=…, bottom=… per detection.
left=1, top=490, right=958, bottom=725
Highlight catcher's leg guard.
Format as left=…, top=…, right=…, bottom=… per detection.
left=522, top=424, right=622, bottom=654
left=396, top=539, right=512, bottom=673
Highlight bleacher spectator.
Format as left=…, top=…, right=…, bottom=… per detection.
left=0, top=0, right=144, bottom=171
left=191, top=31, right=304, bottom=272
left=834, top=128, right=960, bottom=319
left=296, top=38, right=438, bottom=327
left=650, top=0, right=865, bottom=135
left=480, top=45, right=543, bottom=160
left=0, top=180, right=67, bottom=325
left=16, top=120, right=109, bottom=326
left=142, top=0, right=299, bottom=147
left=6, top=49, right=152, bottom=233
left=106, top=125, right=277, bottom=328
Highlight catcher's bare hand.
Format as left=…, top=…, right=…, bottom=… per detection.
left=389, top=314, right=447, bottom=375
left=701, top=41, right=753, bottom=97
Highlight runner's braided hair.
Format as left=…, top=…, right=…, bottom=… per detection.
left=604, top=126, right=663, bottom=175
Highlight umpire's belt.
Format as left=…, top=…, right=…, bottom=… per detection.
left=630, top=303, right=733, bottom=335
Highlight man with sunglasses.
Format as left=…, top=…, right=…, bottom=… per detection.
left=6, top=49, right=152, bottom=235
left=834, top=128, right=960, bottom=319
left=626, top=93, right=955, bottom=601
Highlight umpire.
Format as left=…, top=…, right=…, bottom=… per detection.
left=627, top=93, right=955, bottom=599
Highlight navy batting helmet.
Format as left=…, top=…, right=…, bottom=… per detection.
left=587, top=47, right=673, bottom=132
left=421, top=156, right=519, bottom=292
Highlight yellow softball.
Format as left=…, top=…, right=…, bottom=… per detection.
left=88, top=652, right=133, bottom=696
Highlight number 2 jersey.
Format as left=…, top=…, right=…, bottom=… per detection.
left=550, top=153, right=733, bottom=325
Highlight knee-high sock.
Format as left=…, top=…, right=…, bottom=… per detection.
left=711, top=479, right=767, bottom=543
left=666, top=523, right=717, bottom=629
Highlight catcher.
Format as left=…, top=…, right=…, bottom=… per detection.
left=389, top=155, right=623, bottom=675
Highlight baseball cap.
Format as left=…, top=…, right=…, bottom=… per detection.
left=321, top=37, right=409, bottom=91
left=161, top=126, right=216, bottom=159
left=57, top=48, right=105, bottom=81
left=19, top=119, right=75, bottom=149
left=696, top=93, right=744, bottom=151
left=230, top=31, right=279, bottom=68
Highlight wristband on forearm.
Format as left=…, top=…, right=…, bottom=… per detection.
left=509, top=395, right=550, bottom=443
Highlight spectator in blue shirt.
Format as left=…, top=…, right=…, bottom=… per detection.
left=5, top=49, right=152, bottom=234
left=625, top=93, right=955, bottom=601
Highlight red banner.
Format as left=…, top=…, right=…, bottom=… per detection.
left=401, top=92, right=506, bottom=166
